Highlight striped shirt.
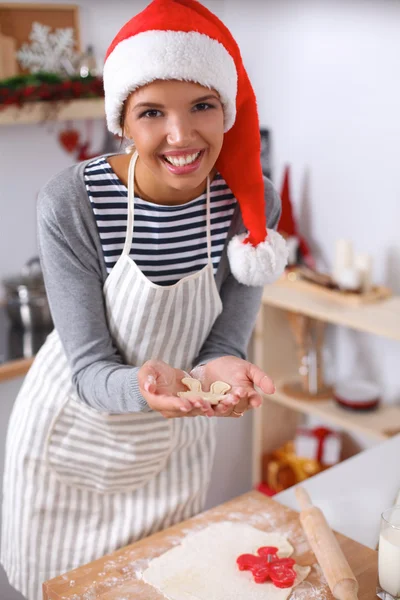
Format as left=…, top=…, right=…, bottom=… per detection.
left=84, top=156, right=237, bottom=286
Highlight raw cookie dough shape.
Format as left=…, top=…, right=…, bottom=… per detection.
left=142, top=522, right=311, bottom=600
left=178, top=377, right=231, bottom=405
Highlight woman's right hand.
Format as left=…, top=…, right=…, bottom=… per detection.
left=138, top=359, right=214, bottom=418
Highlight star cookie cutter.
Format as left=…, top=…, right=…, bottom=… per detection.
left=237, top=546, right=297, bottom=588
left=177, top=377, right=231, bottom=405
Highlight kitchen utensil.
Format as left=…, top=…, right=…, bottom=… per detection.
left=295, top=486, right=359, bottom=600
left=2, top=257, right=53, bottom=330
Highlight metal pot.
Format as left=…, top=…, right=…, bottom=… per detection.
left=2, top=257, right=53, bottom=331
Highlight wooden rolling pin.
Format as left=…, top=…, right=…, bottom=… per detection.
left=295, top=487, right=359, bottom=600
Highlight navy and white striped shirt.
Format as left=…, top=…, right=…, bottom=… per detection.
left=84, top=156, right=237, bottom=286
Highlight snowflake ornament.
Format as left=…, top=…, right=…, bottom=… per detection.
left=16, top=22, right=79, bottom=75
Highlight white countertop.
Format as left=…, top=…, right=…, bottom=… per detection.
left=275, top=434, right=400, bottom=549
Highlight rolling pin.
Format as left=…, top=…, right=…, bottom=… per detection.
left=295, top=487, right=359, bottom=600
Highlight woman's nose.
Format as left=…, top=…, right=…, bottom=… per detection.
left=166, top=116, right=195, bottom=146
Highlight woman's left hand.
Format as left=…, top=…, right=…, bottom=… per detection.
left=190, top=356, right=275, bottom=418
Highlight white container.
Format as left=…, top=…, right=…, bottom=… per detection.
left=334, top=266, right=361, bottom=291
left=355, top=253, right=373, bottom=293
left=378, top=506, right=400, bottom=599
left=333, top=239, right=354, bottom=282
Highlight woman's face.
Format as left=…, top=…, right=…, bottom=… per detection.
left=123, top=79, right=225, bottom=198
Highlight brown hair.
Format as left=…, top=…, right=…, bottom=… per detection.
left=119, top=100, right=128, bottom=137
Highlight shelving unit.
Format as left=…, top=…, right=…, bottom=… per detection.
left=262, top=278, right=400, bottom=341
left=269, top=386, right=400, bottom=441
left=0, top=97, right=105, bottom=126
left=252, top=276, right=400, bottom=485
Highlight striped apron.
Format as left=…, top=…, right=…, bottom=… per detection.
left=1, top=151, right=222, bottom=600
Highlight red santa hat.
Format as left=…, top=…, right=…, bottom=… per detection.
left=279, top=165, right=316, bottom=268
left=103, top=0, right=288, bottom=286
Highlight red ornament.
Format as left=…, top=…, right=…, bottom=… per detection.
left=236, top=546, right=296, bottom=589
left=58, top=120, right=99, bottom=161
left=58, top=128, right=80, bottom=153
left=22, top=85, right=35, bottom=97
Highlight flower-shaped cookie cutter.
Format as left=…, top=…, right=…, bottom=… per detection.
left=177, top=377, right=231, bottom=405
left=237, top=546, right=297, bottom=588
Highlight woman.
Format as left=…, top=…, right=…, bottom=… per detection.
left=1, top=0, right=288, bottom=598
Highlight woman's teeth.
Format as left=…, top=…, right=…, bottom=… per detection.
left=163, top=151, right=201, bottom=166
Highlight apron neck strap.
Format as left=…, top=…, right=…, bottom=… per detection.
left=123, top=150, right=139, bottom=256
left=205, top=175, right=212, bottom=261
left=123, top=151, right=212, bottom=262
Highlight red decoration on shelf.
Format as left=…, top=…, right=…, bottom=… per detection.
left=237, top=546, right=296, bottom=588
left=296, top=426, right=339, bottom=464
left=0, top=76, right=104, bottom=110
left=279, top=165, right=315, bottom=269
left=58, top=120, right=99, bottom=162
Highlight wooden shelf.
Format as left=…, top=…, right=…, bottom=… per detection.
left=253, top=277, right=400, bottom=484
left=268, top=383, right=400, bottom=442
left=0, top=98, right=105, bottom=126
left=0, top=357, right=33, bottom=383
left=262, top=279, right=400, bottom=341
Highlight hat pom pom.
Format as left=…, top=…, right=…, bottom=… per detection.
left=227, top=230, right=289, bottom=286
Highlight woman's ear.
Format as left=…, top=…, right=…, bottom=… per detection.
left=119, top=100, right=135, bottom=153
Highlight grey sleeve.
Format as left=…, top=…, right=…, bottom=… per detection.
left=37, top=170, right=149, bottom=414
left=192, top=177, right=282, bottom=365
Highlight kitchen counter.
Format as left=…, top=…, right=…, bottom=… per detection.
left=43, top=490, right=378, bottom=600
left=0, top=305, right=50, bottom=383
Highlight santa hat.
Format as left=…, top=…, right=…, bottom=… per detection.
left=103, top=0, right=288, bottom=286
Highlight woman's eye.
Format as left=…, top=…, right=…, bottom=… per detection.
left=139, top=109, right=162, bottom=119
left=193, top=102, right=214, bottom=112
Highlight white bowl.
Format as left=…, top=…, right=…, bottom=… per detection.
left=334, top=380, right=380, bottom=411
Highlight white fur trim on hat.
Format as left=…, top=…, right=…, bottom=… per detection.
left=103, top=30, right=237, bottom=136
left=227, top=229, right=289, bottom=286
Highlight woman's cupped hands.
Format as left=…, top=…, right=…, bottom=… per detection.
left=138, top=356, right=275, bottom=419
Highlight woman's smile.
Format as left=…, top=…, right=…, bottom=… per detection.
left=160, top=148, right=206, bottom=175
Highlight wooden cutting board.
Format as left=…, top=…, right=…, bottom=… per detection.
left=43, top=491, right=378, bottom=600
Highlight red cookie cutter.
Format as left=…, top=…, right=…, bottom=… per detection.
left=236, top=546, right=296, bottom=588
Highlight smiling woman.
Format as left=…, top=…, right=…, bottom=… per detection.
left=1, top=1, right=287, bottom=599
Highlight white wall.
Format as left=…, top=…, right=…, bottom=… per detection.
left=224, top=0, right=400, bottom=404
